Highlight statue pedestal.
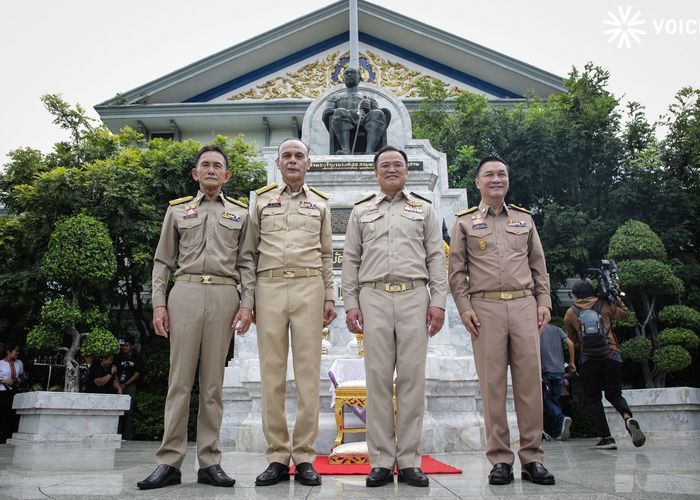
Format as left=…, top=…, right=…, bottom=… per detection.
left=220, top=350, right=523, bottom=454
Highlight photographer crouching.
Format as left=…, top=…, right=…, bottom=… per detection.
left=564, top=266, right=646, bottom=450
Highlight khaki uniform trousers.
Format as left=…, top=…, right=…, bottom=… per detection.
left=360, top=286, right=429, bottom=470
left=471, top=295, right=544, bottom=465
left=256, top=275, right=324, bottom=465
left=156, top=281, right=238, bottom=469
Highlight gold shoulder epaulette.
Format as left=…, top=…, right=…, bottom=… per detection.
left=410, top=191, right=432, bottom=203
left=169, top=196, right=193, bottom=206
left=509, top=204, right=532, bottom=214
left=354, top=193, right=376, bottom=205
left=255, top=183, right=277, bottom=195
left=308, top=186, right=329, bottom=200
left=456, top=206, right=478, bottom=217
left=226, top=196, right=248, bottom=208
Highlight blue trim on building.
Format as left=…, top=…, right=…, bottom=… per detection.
left=358, top=32, right=521, bottom=99
left=186, top=33, right=350, bottom=103
left=186, top=30, right=521, bottom=102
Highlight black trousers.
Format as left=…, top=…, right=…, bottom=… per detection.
left=0, top=391, right=16, bottom=442
left=580, top=358, right=632, bottom=438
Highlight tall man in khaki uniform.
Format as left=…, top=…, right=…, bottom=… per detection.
left=239, top=138, right=336, bottom=486
left=138, top=145, right=255, bottom=490
left=448, top=156, right=555, bottom=486
left=343, top=146, right=447, bottom=488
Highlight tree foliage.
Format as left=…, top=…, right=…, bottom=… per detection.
left=608, top=220, right=666, bottom=261
left=43, top=214, right=117, bottom=287
left=25, top=214, right=118, bottom=391
left=413, top=67, right=699, bottom=307
left=1, top=94, right=266, bottom=394
left=610, top=220, right=697, bottom=387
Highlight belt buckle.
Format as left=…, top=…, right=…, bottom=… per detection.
left=386, top=282, right=406, bottom=293
left=500, top=291, right=513, bottom=300
left=283, top=270, right=295, bottom=278
left=200, top=275, right=213, bottom=285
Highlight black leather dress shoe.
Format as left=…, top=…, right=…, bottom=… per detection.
left=294, top=462, right=321, bottom=486
left=521, top=462, right=555, bottom=485
left=197, top=464, right=235, bottom=487
left=137, top=464, right=181, bottom=490
left=488, top=462, right=513, bottom=485
left=366, top=467, right=393, bottom=487
left=255, top=462, right=290, bottom=486
left=397, top=467, right=429, bottom=487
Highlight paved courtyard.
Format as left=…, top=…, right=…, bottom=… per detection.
left=0, top=437, right=698, bottom=499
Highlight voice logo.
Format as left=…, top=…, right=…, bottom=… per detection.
left=603, top=6, right=646, bottom=48
left=604, top=6, right=700, bottom=48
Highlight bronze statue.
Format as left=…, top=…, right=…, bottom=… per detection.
left=322, top=67, right=388, bottom=155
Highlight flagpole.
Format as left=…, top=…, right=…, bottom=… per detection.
left=349, top=0, right=359, bottom=69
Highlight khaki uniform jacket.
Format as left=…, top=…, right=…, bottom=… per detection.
left=240, top=182, right=334, bottom=302
left=448, top=200, right=551, bottom=314
left=152, top=190, right=256, bottom=309
left=342, top=189, right=447, bottom=311
left=564, top=297, right=630, bottom=353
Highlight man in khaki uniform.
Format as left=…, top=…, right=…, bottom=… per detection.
left=239, top=138, right=336, bottom=486
left=448, top=156, right=555, bottom=486
left=138, top=145, right=255, bottom=490
left=342, top=146, right=447, bottom=488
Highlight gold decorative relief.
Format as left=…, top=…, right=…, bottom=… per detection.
left=227, top=50, right=461, bottom=100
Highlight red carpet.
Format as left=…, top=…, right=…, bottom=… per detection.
left=289, top=455, right=462, bottom=475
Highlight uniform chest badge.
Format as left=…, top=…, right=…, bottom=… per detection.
left=479, top=239, right=487, bottom=251
left=183, top=203, right=198, bottom=220
left=471, top=215, right=487, bottom=230
left=266, top=196, right=282, bottom=208
left=507, top=220, right=528, bottom=228
left=299, top=201, right=316, bottom=209
left=368, top=203, right=379, bottom=212
left=222, top=211, right=240, bottom=222
left=403, top=202, right=423, bottom=214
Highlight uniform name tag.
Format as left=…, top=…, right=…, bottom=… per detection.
left=507, top=220, right=528, bottom=228
left=222, top=211, right=240, bottom=222
left=299, top=201, right=316, bottom=209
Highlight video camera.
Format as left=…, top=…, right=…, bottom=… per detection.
left=588, top=259, right=624, bottom=305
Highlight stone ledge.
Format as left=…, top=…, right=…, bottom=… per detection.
left=11, top=391, right=131, bottom=444
left=604, top=387, right=700, bottom=438
left=13, top=391, right=131, bottom=412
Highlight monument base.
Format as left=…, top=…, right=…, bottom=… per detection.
left=10, top=392, right=131, bottom=444
left=220, top=355, right=525, bottom=454
left=604, top=387, right=700, bottom=439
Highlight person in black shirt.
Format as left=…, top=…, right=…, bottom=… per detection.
left=115, top=337, right=143, bottom=439
left=85, top=354, right=118, bottom=394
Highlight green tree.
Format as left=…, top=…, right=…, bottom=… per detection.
left=611, top=220, right=691, bottom=387
left=26, top=214, right=119, bottom=391
left=1, top=95, right=266, bottom=343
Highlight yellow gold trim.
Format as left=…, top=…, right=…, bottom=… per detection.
left=228, top=50, right=463, bottom=100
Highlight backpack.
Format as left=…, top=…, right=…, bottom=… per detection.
left=573, top=301, right=610, bottom=360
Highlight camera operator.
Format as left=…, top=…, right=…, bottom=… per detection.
left=0, top=341, right=25, bottom=443
left=564, top=280, right=645, bottom=449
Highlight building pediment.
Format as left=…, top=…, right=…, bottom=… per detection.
left=96, top=0, right=564, bottom=111
left=94, top=0, right=565, bottom=144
